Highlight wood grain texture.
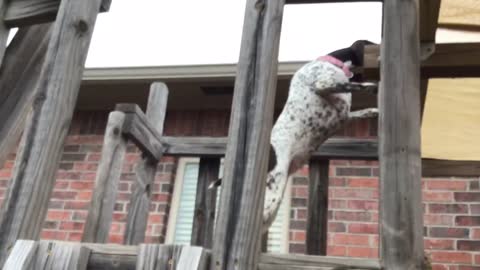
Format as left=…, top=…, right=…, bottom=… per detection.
left=161, top=136, right=378, bottom=159
left=124, top=83, right=168, bottom=245
left=286, top=0, right=380, bottom=4
left=364, top=42, right=480, bottom=79
left=116, top=103, right=164, bottom=161
left=3, top=240, right=38, bottom=270
left=136, top=245, right=208, bottom=270
left=259, top=253, right=380, bottom=269
left=379, top=0, right=424, bottom=269
left=211, top=1, right=285, bottom=269
left=420, top=0, right=440, bottom=42
left=4, top=0, right=111, bottom=27
left=0, top=24, right=51, bottom=170
left=0, top=0, right=9, bottom=65
left=82, top=111, right=127, bottom=243
left=0, top=0, right=103, bottom=265
left=34, top=241, right=91, bottom=270
left=306, top=160, right=329, bottom=255
left=191, top=158, right=220, bottom=248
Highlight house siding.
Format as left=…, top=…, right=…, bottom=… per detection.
left=0, top=109, right=478, bottom=269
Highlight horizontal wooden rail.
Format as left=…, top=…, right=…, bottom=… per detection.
left=364, top=43, right=480, bottom=79
left=4, top=0, right=111, bottom=27
left=5, top=241, right=381, bottom=270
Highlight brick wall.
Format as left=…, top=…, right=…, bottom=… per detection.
left=0, top=109, right=479, bottom=269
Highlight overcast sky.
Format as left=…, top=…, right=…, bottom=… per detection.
left=85, top=1, right=382, bottom=67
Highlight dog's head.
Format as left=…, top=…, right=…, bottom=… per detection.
left=327, top=40, right=376, bottom=81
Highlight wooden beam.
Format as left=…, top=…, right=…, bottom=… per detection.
left=305, top=160, right=329, bottom=255
left=259, top=253, right=380, bottom=269
left=285, top=0, right=381, bottom=4
left=420, top=0, right=441, bottom=42
left=364, top=42, right=480, bottom=79
left=0, top=0, right=104, bottom=265
left=136, top=244, right=209, bottom=270
left=4, top=0, right=111, bottom=28
left=423, top=159, right=480, bottom=177
left=116, top=103, right=164, bottom=161
left=191, top=158, right=221, bottom=248
left=379, top=0, right=424, bottom=269
left=211, top=0, right=285, bottom=269
left=3, top=240, right=38, bottom=270
left=82, top=111, right=127, bottom=243
left=124, top=83, right=168, bottom=245
left=0, top=24, right=51, bottom=170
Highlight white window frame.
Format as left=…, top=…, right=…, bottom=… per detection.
left=165, top=157, right=291, bottom=253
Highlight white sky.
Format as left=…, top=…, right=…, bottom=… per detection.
left=85, top=1, right=382, bottom=68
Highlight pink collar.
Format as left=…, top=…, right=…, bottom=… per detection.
left=317, top=55, right=353, bottom=78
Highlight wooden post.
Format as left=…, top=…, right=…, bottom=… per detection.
left=0, top=0, right=104, bottom=265
left=306, top=159, right=329, bottom=255
left=136, top=245, right=209, bottom=270
left=124, top=83, right=168, bottom=245
left=0, top=0, right=10, bottom=65
left=211, top=0, right=285, bottom=269
left=82, top=111, right=128, bottom=243
left=191, top=157, right=220, bottom=248
left=0, top=24, right=51, bottom=169
left=379, top=0, right=424, bottom=269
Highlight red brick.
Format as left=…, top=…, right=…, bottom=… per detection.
left=425, top=180, right=468, bottom=191
left=73, top=162, right=98, bottom=171
left=432, top=265, right=449, bottom=270
left=327, top=245, right=347, bottom=256
left=47, top=210, right=72, bottom=220
left=293, top=187, right=308, bottom=197
left=290, top=231, right=306, bottom=242
left=148, top=214, right=164, bottom=224
left=329, top=199, right=347, bottom=209
left=52, top=191, right=76, bottom=200
left=67, top=232, right=83, bottom=242
left=331, top=188, right=378, bottom=199
left=60, top=221, right=84, bottom=231
left=458, top=266, right=480, bottom=270
left=424, top=214, right=454, bottom=226
left=475, top=254, right=480, bottom=265
left=328, top=222, right=346, bottom=232
left=333, top=234, right=370, bottom=246
left=471, top=204, right=480, bottom=214
left=54, top=181, right=69, bottom=189
left=76, top=191, right=92, bottom=200
left=429, top=227, right=469, bottom=238
left=329, top=177, right=346, bottom=187
left=347, top=178, right=378, bottom=188
left=430, top=251, right=472, bottom=264
left=456, top=216, right=480, bottom=226
left=424, top=238, right=455, bottom=250
left=80, top=172, right=96, bottom=181
left=346, top=246, right=378, bottom=258
left=423, top=191, right=454, bottom=202
left=86, top=153, right=101, bottom=162
left=40, top=230, right=67, bottom=240
left=336, top=167, right=372, bottom=177
left=428, top=204, right=468, bottom=214
left=334, top=211, right=372, bottom=222
left=347, top=200, right=378, bottom=211
left=109, top=234, right=123, bottom=244
left=348, top=223, right=378, bottom=234
left=113, top=213, right=126, bottom=222
left=70, top=181, right=94, bottom=190
left=457, top=240, right=480, bottom=251
left=454, top=192, right=480, bottom=202
left=473, top=228, right=480, bottom=239
left=64, top=201, right=89, bottom=210
left=296, top=209, right=307, bottom=219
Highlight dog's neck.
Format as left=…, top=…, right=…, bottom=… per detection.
left=317, top=55, right=353, bottom=78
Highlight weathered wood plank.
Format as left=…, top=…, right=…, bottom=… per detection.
left=0, top=0, right=9, bottom=65
left=423, top=159, right=480, bottom=177
left=364, top=42, right=480, bottom=80
left=0, top=0, right=104, bottom=265
left=3, top=240, right=38, bottom=270
left=191, top=157, right=220, bottom=248
left=116, top=103, right=164, bottom=162
left=136, top=245, right=208, bottom=270
left=161, top=137, right=378, bottom=159
left=306, top=160, right=329, bottom=255
left=379, top=0, right=424, bottom=269
left=35, top=241, right=91, bottom=270
left=285, top=0, right=380, bottom=4
left=4, top=0, right=111, bottom=27
left=124, top=83, right=168, bottom=245
left=82, top=111, right=127, bottom=243
left=0, top=24, right=51, bottom=170
left=260, top=253, right=381, bottom=269
left=211, top=1, right=285, bottom=269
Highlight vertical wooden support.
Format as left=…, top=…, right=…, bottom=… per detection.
left=0, top=0, right=10, bottom=65
left=136, top=245, right=209, bottom=270
left=82, top=111, right=128, bottom=243
left=306, top=159, right=329, bottom=255
left=0, top=0, right=103, bottom=265
left=0, top=24, right=51, bottom=169
left=124, top=83, right=168, bottom=245
left=191, top=157, right=220, bottom=248
left=211, top=0, right=285, bottom=269
left=379, top=0, right=424, bottom=269
left=3, top=240, right=38, bottom=270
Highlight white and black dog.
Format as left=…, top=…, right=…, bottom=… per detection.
left=214, top=40, right=378, bottom=232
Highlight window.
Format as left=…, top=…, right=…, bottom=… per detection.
left=166, top=158, right=291, bottom=253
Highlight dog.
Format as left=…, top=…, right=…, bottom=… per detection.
left=212, top=40, right=378, bottom=232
